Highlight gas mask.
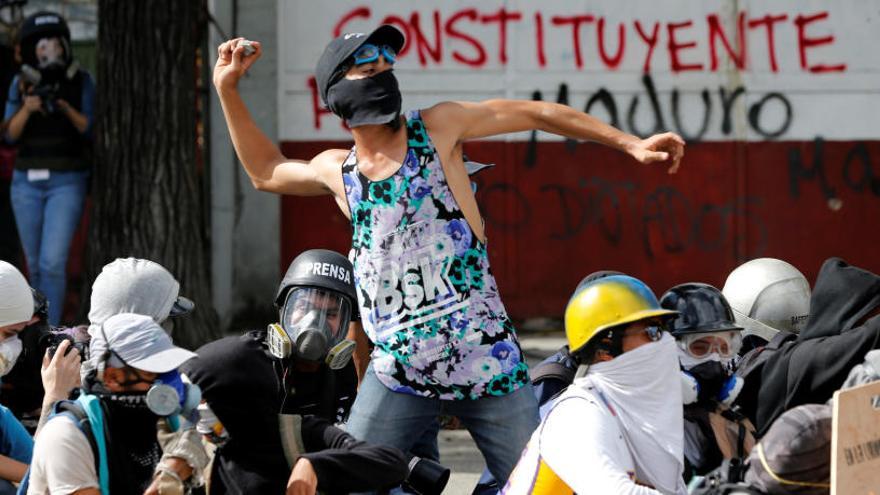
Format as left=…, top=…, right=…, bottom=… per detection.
left=145, top=370, right=202, bottom=419
left=36, top=37, right=65, bottom=70
left=0, top=336, right=22, bottom=377
left=680, top=355, right=743, bottom=406
left=267, top=287, right=354, bottom=369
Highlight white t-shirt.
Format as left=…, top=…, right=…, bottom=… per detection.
left=28, top=416, right=99, bottom=495
left=503, top=387, right=664, bottom=495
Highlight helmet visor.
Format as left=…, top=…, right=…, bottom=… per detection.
left=280, top=287, right=351, bottom=349
left=677, top=330, right=742, bottom=359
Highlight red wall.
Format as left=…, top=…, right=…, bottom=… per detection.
left=280, top=139, right=880, bottom=318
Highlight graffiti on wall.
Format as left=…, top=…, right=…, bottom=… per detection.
left=331, top=6, right=845, bottom=72
left=278, top=1, right=880, bottom=316
left=279, top=1, right=872, bottom=141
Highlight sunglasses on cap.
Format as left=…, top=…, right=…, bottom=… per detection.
left=352, top=43, right=397, bottom=66
left=621, top=324, right=665, bottom=342
left=677, top=331, right=742, bottom=359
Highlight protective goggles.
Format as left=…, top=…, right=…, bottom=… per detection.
left=280, top=287, right=351, bottom=347
left=352, top=43, right=397, bottom=66
left=677, top=330, right=743, bottom=359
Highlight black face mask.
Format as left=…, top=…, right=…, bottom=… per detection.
left=688, top=360, right=728, bottom=404
left=102, top=392, right=162, bottom=491
left=326, top=70, right=402, bottom=129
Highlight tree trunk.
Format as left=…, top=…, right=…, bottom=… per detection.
left=87, top=0, right=218, bottom=349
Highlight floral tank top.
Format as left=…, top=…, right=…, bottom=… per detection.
left=341, top=110, right=529, bottom=400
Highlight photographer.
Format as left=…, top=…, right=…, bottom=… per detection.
left=3, top=11, right=94, bottom=326
left=28, top=313, right=199, bottom=495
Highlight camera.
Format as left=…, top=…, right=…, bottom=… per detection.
left=45, top=333, right=88, bottom=361
left=19, top=65, right=61, bottom=113
left=402, top=455, right=450, bottom=495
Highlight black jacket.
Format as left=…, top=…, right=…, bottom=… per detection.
left=183, top=332, right=408, bottom=494
left=752, top=258, right=880, bottom=436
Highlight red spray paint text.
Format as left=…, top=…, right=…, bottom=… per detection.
left=334, top=7, right=846, bottom=73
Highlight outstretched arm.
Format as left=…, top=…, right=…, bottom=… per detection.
left=213, top=38, right=337, bottom=195
left=424, top=99, right=685, bottom=173
left=297, top=416, right=409, bottom=493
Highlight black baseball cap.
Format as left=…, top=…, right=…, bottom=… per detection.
left=314, top=25, right=405, bottom=106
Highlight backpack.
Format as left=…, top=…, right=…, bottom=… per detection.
left=529, top=346, right=578, bottom=406
left=733, top=331, right=797, bottom=423
left=18, top=394, right=111, bottom=495
left=736, top=331, right=796, bottom=380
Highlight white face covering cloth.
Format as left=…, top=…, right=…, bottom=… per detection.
left=0, top=336, right=23, bottom=377
left=583, top=333, right=687, bottom=495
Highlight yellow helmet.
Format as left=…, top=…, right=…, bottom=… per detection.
left=565, top=275, right=678, bottom=354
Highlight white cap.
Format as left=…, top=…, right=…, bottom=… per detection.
left=89, top=258, right=189, bottom=326
left=90, top=313, right=196, bottom=373
left=0, top=262, right=33, bottom=328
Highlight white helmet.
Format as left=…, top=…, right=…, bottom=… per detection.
left=722, top=258, right=811, bottom=342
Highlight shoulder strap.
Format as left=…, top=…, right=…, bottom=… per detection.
left=54, top=401, right=99, bottom=461
left=531, top=362, right=576, bottom=386
left=74, top=394, right=111, bottom=494
left=531, top=347, right=576, bottom=384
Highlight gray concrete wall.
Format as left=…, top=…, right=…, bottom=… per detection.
left=209, top=0, right=280, bottom=330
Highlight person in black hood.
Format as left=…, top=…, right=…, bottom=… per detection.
left=182, top=250, right=410, bottom=495
left=749, top=257, right=880, bottom=436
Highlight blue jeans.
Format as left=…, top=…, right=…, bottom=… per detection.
left=10, top=169, right=88, bottom=325
left=346, top=365, right=539, bottom=486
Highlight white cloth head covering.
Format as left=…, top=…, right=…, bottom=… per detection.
left=0, top=261, right=34, bottom=328
left=580, top=333, right=687, bottom=494
left=88, top=258, right=181, bottom=332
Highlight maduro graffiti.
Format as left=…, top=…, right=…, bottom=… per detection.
left=523, top=75, right=793, bottom=167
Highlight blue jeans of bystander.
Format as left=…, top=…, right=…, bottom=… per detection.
left=10, top=169, right=88, bottom=325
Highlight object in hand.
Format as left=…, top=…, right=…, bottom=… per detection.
left=46, top=333, right=88, bottom=361
left=19, top=65, right=60, bottom=113
left=239, top=39, right=256, bottom=56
